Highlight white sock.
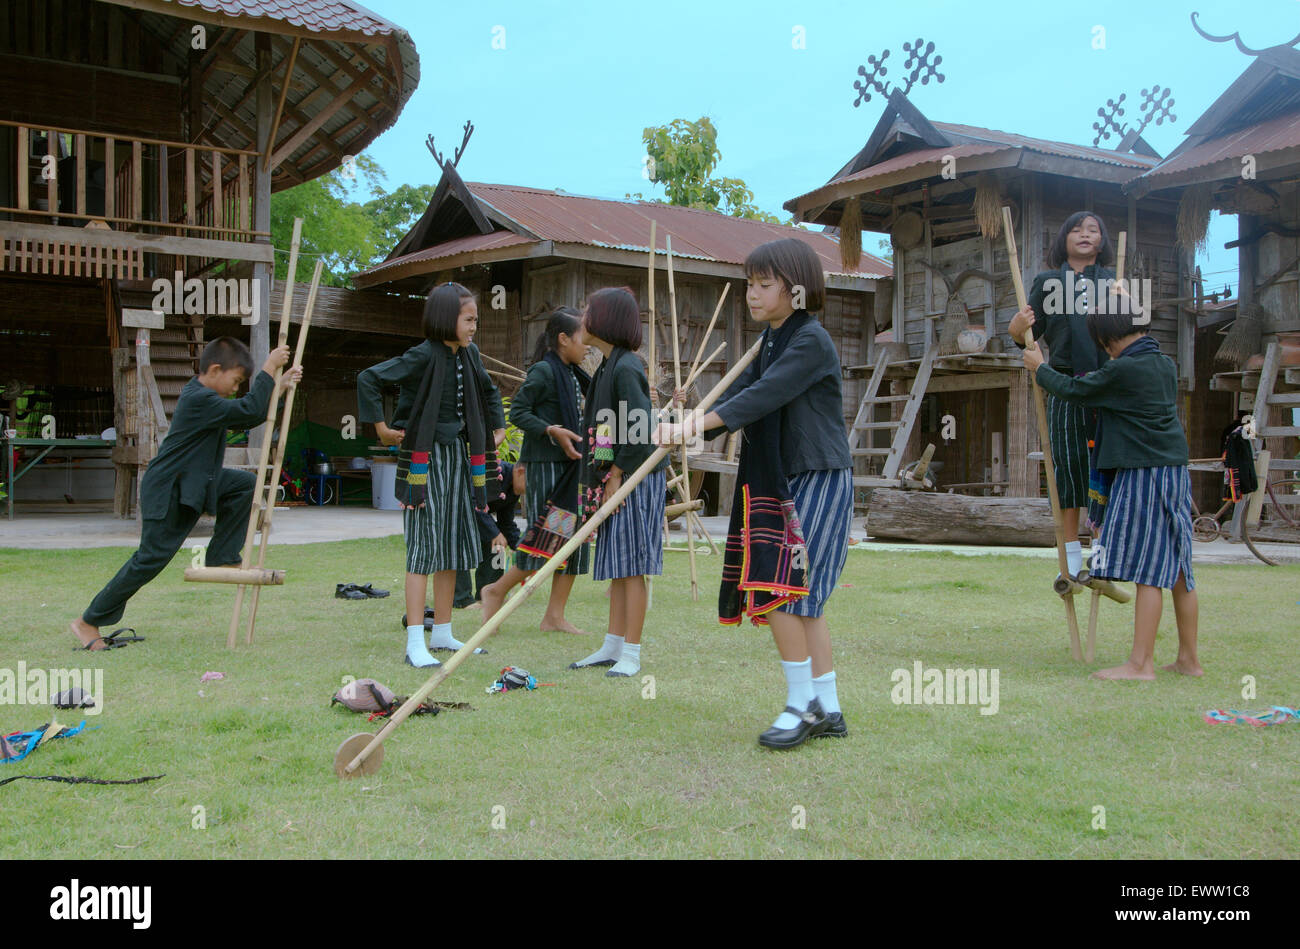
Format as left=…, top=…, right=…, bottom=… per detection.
left=607, top=641, right=641, bottom=678
left=773, top=658, right=814, bottom=729
left=405, top=625, right=440, bottom=667
left=812, top=670, right=840, bottom=715
left=1065, top=541, right=1082, bottom=577
left=428, top=621, right=464, bottom=650
left=571, top=633, right=624, bottom=668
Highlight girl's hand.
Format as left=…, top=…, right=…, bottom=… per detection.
left=280, top=365, right=304, bottom=389
left=1022, top=346, right=1045, bottom=373
left=672, top=387, right=688, bottom=405
left=1008, top=305, right=1035, bottom=345
left=547, top=425, right=582, bottom=460
left=493, top=428, right=506, bottom=448
left=604, top=470, right=623, bottom=499
left=376, top=422, right=405, bottom=447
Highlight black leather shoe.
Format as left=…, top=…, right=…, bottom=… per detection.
left=400, top=607, right=437, bottom=629
left=815, top=711, right=848, bottom=738
left=758, top=698, right=829, bottom=749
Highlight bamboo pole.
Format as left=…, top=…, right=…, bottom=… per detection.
left=479, top=352, right=526, bottom=378
left=647, top=220, right=657, bottom=392
left=686, top=282, right=729, bottom=385
left=227, top=217, right=301, bottom=648
left=1003, top=205, right=1083, bottom=661
left=340, top=338, right=765, bottom=776
left=664, top=235, right=699, bottom=599
left=243, top=257, right=322, bottom=644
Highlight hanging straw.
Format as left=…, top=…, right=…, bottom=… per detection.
left=1176, top=183, right=1212, bottom=254
left=974, top=173, right=1002, bottom=239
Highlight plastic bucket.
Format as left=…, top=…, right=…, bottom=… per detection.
left=370, top=461, right=401, bottom=510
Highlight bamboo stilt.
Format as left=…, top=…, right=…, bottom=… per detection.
left=244, top=258, right=322, bottom=644
left=1003, top=206, right=1082, bottom=662
left=339, top=339, right=765, bottom=776
left=665, top=235, right=698, bottom=600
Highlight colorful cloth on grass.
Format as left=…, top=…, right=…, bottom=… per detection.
left=719, top=312, right=813, bottom=626
left=1204, top=706, right=1299, bottom=726
left=1, top=721, right=88, bottom=764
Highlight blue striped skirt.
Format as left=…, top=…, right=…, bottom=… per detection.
left=778, top=468, right=853, bottom=618
left=592, top=468, right=666, bottom=581
left=515, top=460, right=590, bottom=575
left=402, top=440, right=482, bottom=575
left=1092, top=465, right=1195, bottom=590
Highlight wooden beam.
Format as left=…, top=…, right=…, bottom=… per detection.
left=268, top=71, right=370, bottom=171
left=0, top=220, right=274, bottom=262
left=262, top=37, right=300, bottom=172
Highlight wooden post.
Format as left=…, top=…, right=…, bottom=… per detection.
left=104, top=137, right=114, bottom=219
left=17, top=126, right=28, bottom=211
left=249, top=32, right=274, bottom=457
left=1003, top=205, right=1083, bottom=661
left=340, top=339, right=765, bottom=776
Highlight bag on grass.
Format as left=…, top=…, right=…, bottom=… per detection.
left=330, top=678, right=438, bottom=718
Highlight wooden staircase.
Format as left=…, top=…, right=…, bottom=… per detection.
left=1250, top=340, right=1300, bottom=477
left=849, top=346, right=936, bottom=489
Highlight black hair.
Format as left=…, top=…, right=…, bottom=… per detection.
left=743, top=237, right=826, bottom=312
left=584, top=287, right=642, bottom=350
left=530, top=306, right=583, bottom=365
left=422, top=282, right=475, bottom=342
left=199, top=337, right=254, bottom=376
left=1086, top=308, right=1146, bottom=351
left=1047, top=211, right=1114, bottom=269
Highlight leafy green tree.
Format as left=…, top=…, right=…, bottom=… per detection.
left=269, top=155, right=434, bottom=286
left=637, top=117, right=787, bottom=224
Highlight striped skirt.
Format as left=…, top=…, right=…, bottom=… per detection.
left=1092, top=465, right=1195, bottom=591
left=592, top=468, right=666, bottom=581
left=402, top=440, right=482, bottom=575
left=779, top=468, right=854, bottom=618
left=515, top=460, right=590, bottom=575
left=1047, top=393, right=1092, bottom=511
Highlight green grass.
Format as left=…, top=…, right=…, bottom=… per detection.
left=1, top=538, right=1297, bottom=858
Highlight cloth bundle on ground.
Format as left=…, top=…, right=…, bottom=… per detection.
left=487, top=666, right=553, bottom=694
left=1204, top=706, right=1298, bottom=726
left=719, top=313, right=811, bottom=626
left=1, top=720, right=88, bottom=764
left=330, top=678, right=439, bottom=718
left=517, top=353, right=591, bottom=564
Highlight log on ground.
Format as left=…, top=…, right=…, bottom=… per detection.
left=866, top=488, right=1055, bottom=546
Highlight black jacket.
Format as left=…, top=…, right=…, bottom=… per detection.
left=707, top=314, right=851, bottom=475
left=356, top=340, right=505, bottom=438
left=509, top=359, right=581, bottom=463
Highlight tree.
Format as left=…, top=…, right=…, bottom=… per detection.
left=268, top=155, right=434, bottom=287
left=636, top=117, right=787, bottom=224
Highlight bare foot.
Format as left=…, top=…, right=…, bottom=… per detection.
left=1091, top=662, right=1155, bottom=681
left=1160, top=660, right=1204, bottom=676
left=480, top=582, right=506, bottom=622
left=540, top=616, right=588, bottom=635
left=69, top=618, right=108, bottom=651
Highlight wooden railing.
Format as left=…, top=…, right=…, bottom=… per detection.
left=0, top=120, right=268, bottom=244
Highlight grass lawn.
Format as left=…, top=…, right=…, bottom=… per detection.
left=1, top=537, right=1297, bottom=859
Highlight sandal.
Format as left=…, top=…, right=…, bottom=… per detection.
left=74, top=627, right=145, bottom=651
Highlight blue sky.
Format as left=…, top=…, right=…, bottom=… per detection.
left=358, top=0, right=1300, bottom=293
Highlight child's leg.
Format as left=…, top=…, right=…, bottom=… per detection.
left=804, top=615, right=844, bottom=730
left=761, top=610, right=820, bottom=732
left=1161, top=571, right=1202, bottom=676
left=540, top=572, right=586, bottom=634
left=206, top=469, right=256, bottom=566
left=481, top=565, right=529, bottom=621
left=402, top=572, right=438, bottom=666
left=570, top=579, right=623, bottom=668
left=1093, top=583, right=1160, bottom=680
left=1062, top=508, right=1083, bottom=576
left=606, top=576, right=646, bottom=676
left=75, top=498, right=200, bottom=648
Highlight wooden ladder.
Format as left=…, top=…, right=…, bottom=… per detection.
left=851, top=346, right=936, bottom=488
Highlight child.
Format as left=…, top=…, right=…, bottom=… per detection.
left=69, top=337, right=301, bottom=650
left=358, top=282, right=505, bottom=667
left=657, top=238, right=853, bottom=748
left=481, top=307, right=592, bottom=634
left=1010, top=211, right=1116, bottom=577
left=1023, top=294, right=1201, bottom=681
left=568, top=288, right=666, bottom=677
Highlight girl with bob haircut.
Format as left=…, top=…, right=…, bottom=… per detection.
left=357, top=282, right=505, bottom=667
left=568, top=287, right=666, bottom=678
left=481, top=306, right=594, bottom=635
left=658, top=237, right=853, bottom=749
left=1010, top=211, right=1117, bottom=580
left=1023, top=292, right=1200, bottom=681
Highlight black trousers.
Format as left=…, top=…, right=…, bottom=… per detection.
left=454, top=541, right=507, bottom=607
left=83, top=469, right=255, bottom=626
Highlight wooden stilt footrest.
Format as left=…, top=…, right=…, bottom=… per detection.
left=186, top=566, right=286, bottom=585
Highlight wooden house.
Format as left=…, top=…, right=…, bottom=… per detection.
left=354, top=162, right=891, bottom=512
left=785, top=89, right=1204, bottom=507
left=0, top=0, right=419, bottom=515
left=1127, top=43, right=1300, bottom=510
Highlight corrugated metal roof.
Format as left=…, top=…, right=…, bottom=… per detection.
left=933, top=122, right=1159, bottom=169
left=791, top=143, right=1009, bottom=203
left=1137, top=109, right=1300, bottom=184
left=468, top=183, right=892, bottom=278
left=361, top=230, right=537, bottom=279
left=162, top=0, right=406, bottom=36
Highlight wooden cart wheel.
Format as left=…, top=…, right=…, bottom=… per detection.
left=334, top=732, right=383, bottom=779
